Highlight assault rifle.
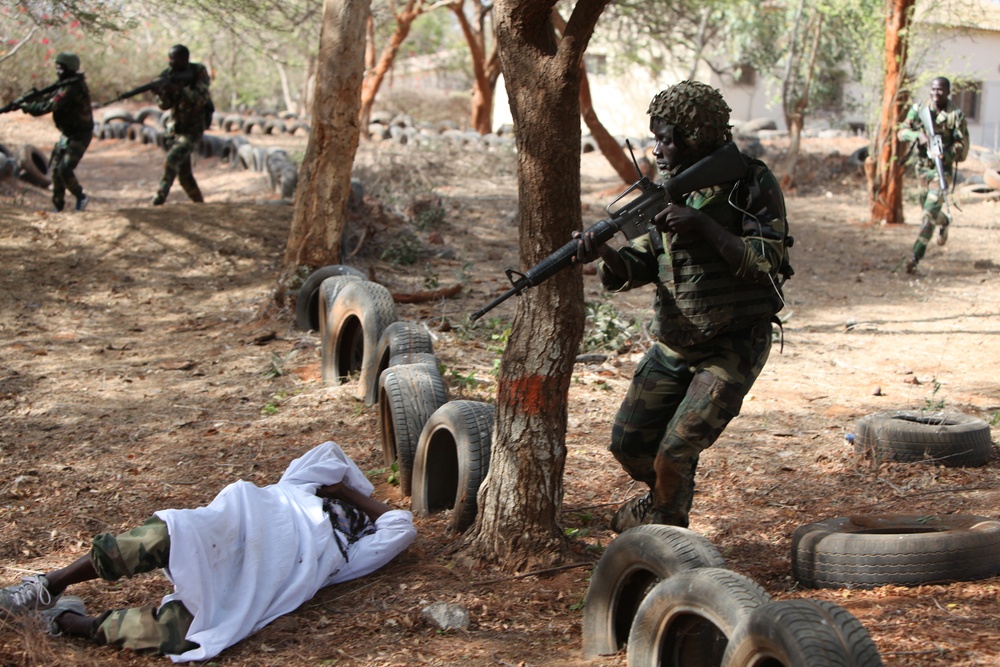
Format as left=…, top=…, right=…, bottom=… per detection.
left=470, top=140, right=749, bottom=322
left=918, top=105, right=954, bottom=214
left=0, top=76, right=83, bottom=114
left=102, top=68, right=197, bottom=106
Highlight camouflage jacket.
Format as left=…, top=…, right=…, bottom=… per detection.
left=22, top=75, right=94, bottom=139
left=156, top=62, right=212, bottom=136
left=899, top=99, right=970, bottom=169
left=599, top=157, right=791, bottom=348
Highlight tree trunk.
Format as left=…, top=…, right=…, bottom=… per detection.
left=275, top=0, right=369, bottom=306
left=779, top=12, right=822, bottom=188
left=869, top=0, right=913, bottom=225
left=453, top=0, right=502, bottom=134
left=461, top=0, right=608, bottom=572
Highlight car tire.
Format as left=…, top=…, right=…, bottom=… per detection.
left=322, top=280, right=398, bottom=400
left=791, top=514, right=1000, bottom=589
left=854, top=410, right=993, bottom=468
left=722, top=599, right=884, bottom=667
left=379, top=364, right=448, bottom=495
left=364, top=321, right=436, bottom=406
left=626, top=567, right=771, bottom=667
left=583, top=525, right=727, bottom=659
left=295, top=264, right=367, bottom=332
left=411, top=400, right=494, bottom=533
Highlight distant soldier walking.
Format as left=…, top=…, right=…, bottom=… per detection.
left=152, top=45, right=213, bottom=206
left=20, top=52, right=93, bottom=212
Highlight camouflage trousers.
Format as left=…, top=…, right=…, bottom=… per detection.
left=50, top=133, right=91, bottom=208
left=156, top=132, right=204, bottom=203
left=89, top=516, right=199, bottom=655
left=609, top=319, right=773, bottom=526
left=912, top=164, right=953, bottom=261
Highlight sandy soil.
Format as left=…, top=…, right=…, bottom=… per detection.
left=1, top=108, right=999, bottom=666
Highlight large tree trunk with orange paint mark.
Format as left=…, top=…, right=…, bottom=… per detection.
left=869, top=0, right=913, bottom=225
left=275, top=0, right=369, bottom=310
left=461, top=0, right=609, bottom=572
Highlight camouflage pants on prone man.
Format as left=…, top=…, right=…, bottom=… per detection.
left=609, top=319, right=772, bottom=531
left=153, top=132, right=204, bottom=205
left=906, top=164, right=953, bottom=273
left=87, top=517, right=199, bottom=655
left=50, top=132, right=92, bottom=212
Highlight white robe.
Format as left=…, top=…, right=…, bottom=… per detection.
left=154, top=441, right=416, bottom=662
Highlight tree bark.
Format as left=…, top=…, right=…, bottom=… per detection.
left=869, top=0, right=913, bottom=225
left=452, top=0, right=502, bottom=134
left=276, top=0, right=369, bottom=302
left=461, top=0, right=608, bottom=572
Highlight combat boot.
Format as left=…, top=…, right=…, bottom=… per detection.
left=937, top=217, right=950, bottom=246
left=905, top=256, right=919, bottom=274
left=151, top=192, right=167, bottom=206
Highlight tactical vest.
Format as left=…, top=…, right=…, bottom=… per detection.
left=650, top=159, right=790, bottom=348
left=50, top=77, right=94, bottom=138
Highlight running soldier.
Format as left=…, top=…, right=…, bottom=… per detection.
left=575, top=81, right=792, bottom=532
left=898, top=77, right=970, bottom=274
left=152, top=45, right=213, bottom=206
left=20, top=52, right=93, bottom=212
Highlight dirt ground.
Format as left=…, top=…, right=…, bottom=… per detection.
left=1, top=108, right=999, bottom=667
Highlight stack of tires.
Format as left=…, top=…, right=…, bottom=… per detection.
left=582, top=525, right=884, bottom=666
left=300, top=266, right=494, bottom=532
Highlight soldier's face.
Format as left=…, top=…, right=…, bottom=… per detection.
left=930, top=80, right=950, bottom=109
left=55, top=63, right=69, bottom=78
left=650, top=118, right=689, bottom=173
left=168, top=51, right=189, bottom=72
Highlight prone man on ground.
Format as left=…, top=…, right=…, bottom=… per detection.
left=574, top=81, right=793, bottom=533
left=898, top=76, right=970, bottom=274
left=0, top=441, right=416, bottom=661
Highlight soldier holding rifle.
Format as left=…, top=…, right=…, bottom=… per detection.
left=5, top=52, right=93, bottom=212
left=898, top=77, right=970, bottom=274
left=574, top=81, right=792, bottom=533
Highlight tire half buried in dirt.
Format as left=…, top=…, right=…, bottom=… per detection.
left=378, top=363, right=448, bottom=496
left=722, top=599, right=884, bottom=667
left=582, top=524, right=726, bottom=659
left=296, top=264, right=367, bottom=332
left=365, top=320, right=436, bottom=406
left=791, top=514, right=1000, bottom=589
left=854, top=410, right=993, bottom=467
left=411, top=400, right=494, bottom=533
left=626, top=567, right=771, bottom=667
left=322, top=279, right=397, bottom=401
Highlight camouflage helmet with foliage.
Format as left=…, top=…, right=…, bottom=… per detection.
left=647, top=80, right=732, bottom=150
left=55, top=52, right=80, bottom=72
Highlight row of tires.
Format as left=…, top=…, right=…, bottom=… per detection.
left=582, top=525, right=885, bottom=665
left=301, top=266, right=492, bottom=532
left=101, top=106, right=310, bottom=136
left=97, top=109, right=301, bottom=200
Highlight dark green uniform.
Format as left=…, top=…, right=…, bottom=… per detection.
left=22, top=74, right=93, bottom=211
left=153, top=62, right=212, bottom=204
left=601, top=159, right=790, bottom=528
left=899, top=99, right=969, bottom=267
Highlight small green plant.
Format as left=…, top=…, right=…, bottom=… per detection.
left=989, top=411, right=1000, bottom=426
left=414, top=203, right=446, bottom=230
left=582, top=301, right=637, bottom=352
left=381, top=231, right=422, bottom=265
left=387, top=461, right=400, bottom=486
left=261, top=390, right=288, bottom=416
left=423, top=263, right=440, bottom=289
left=922, top=377, right=945, bottom=411
left=569, top=596, right=586, bottom=612
left=261, top=350, right=299, bottom=379
left=487, top=327, right=511, bottom=376
left=449, top=369, right=479, bottom=389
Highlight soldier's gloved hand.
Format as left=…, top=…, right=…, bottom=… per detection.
left=653, top=201, right=708, bottom=236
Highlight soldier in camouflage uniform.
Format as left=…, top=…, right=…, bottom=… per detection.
left=151, top=44, right=213, bottom=205
left=575, top=81, right=792, bottom=532
left=898, top=77, right=969, bottom=274
left=20, top=52, right=93, bottom=212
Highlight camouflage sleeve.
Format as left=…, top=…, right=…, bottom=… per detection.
left=21, top=93, right=55, bottom=116
left=735, top=166, right=788, bottom=284
left=179, top=67, right=211, bottom=107
left=598, top=234, right=659, bottom=292
left=952, top=110, right=970, bottom=162
left=897, top=104, right=921, bottom=143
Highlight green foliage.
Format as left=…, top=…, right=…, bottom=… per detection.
left=487, top=326, right=510, bottom=376
left=988, top=411, right=1000, bottom=427
left=261, top=350, right=298, bottom=379
left=449, top=368, right=480, bottom=390
left=261, top=389, right=288, bottom=415
left=381, top=231, right=423, bottom=265
left=922, top=377, right=945, bottom=412
left=582, top=301, right=638, bottom=352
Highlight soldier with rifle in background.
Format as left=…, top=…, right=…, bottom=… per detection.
left=145, top=44, right=213, bottom=206
left=2, top=52, right=93, bottom=212
left=898, top=77, right=970, bottom=274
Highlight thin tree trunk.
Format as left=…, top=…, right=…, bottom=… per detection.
left=869, top=0, right=913, bottom=225
left=274, top=0, right=369, bottom=311
left=453, top=0, right=501, bottom=134
left=461, top=0, right=608, bottom=572
left=780, top=12, right=822, bottom=186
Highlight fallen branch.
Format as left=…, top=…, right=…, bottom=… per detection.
left=391, top=283, right=462, bottom=303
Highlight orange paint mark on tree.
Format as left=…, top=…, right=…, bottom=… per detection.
left=497, top=375, right=569, bottom=417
